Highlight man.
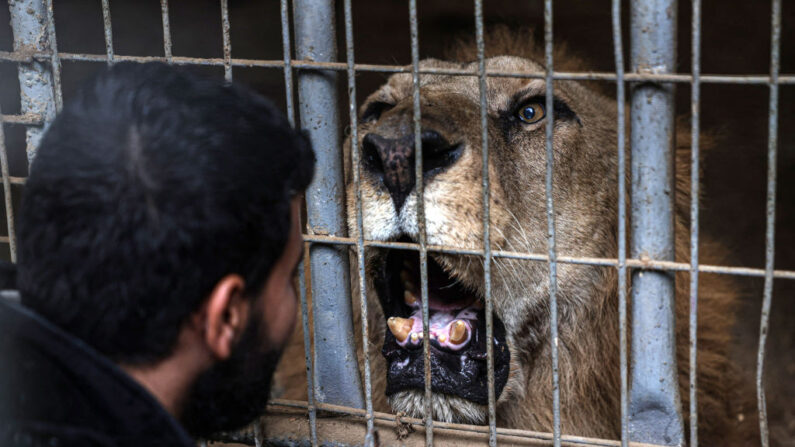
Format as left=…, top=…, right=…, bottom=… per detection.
left=0, top=62, right=314, bottom=446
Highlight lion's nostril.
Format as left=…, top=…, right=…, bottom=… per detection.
left=362, top=133, right=386, bottom=176
left=361, top=130, right=460, bottom=211
left=419, top=130, right=461, bottom=174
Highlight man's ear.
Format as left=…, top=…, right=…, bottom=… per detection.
left=201, top=274, right=250, bottom=360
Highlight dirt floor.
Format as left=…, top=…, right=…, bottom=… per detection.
left=1, top=0, right=792, bottom=444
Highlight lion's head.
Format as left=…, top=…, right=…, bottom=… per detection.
left=345, top=29, right=626, bottom=429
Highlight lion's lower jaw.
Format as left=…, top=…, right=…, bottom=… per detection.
left=388, top=390, right=487, bottom=425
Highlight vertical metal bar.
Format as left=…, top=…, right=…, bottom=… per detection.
left=280, top=2, right=317, bottom=445
left=292, top=0, right=365, bottom=410
left=160, top=0, right=173, bottom=61
left=341, top=0, right=375, bottom=445
left=407, top=1, right=432, bottom=445
left=610, top=1, right=629, bottom=446
left=629, top=0, right=684, bottom=445
left=220, top=0, right=232, bottom=81
left=100, top=0, right=114, bottom=64
left=43, top=0, right=63, bottom=112
left=689, top=0, right=702, bottom=446
left=473, top=2, right=496, bottom=446
left=0, top=106, right=16, bottom=261
left=543, top=1, right=561, bottom=446
left=8, top=0, right=60, bottom=163
left=756, top=1, right=781, bottom=445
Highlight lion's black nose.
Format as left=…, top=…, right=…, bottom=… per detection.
left=362, top=130, right=462, bottom=211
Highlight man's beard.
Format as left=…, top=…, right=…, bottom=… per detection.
left=179, top=311, right=282, bottom=438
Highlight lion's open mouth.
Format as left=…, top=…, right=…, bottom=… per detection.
left=373, top=240, right=511, bottom=405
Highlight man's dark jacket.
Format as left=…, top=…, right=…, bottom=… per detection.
left=0, top=296, right=195, bottom=447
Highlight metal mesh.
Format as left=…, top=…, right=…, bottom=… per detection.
left=0, top=1, right=788, bottom=446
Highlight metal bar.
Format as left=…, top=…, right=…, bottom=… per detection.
left=1, top=114, right=44, bottom=126
left=756, top=0, right=781, bottom=445
left=215, top=399, right=674, bottom=447
left=610, top=1, right=629, bottom=445
left=472, top=1, right=496, bottom=446
left=160, top=0, right=173, bottom=61
left=629, top=0, right=684, bottom=445
left=8, top=0, right=60, bottom=163
left=2, top=49, right=795, bottom=85
left=407, top=0, right=433, bottom=444
left=292, top=0, right=365, bottom=410
left=279, top=1, right=318, bottom=445
left=220, top=0, right=232, bottom=81
left=301, top=234, right=795, bottom=281
left=100, top=0, right=114, bottom=64
left=543, top=1, right=561, bottom=446
left=689, top=0, right=702, bottom=445
left=43, top=0, right=63, bottom=112
left=0, top=104, right=16, bottom=261
left=340, top=0, right=375, bottom=444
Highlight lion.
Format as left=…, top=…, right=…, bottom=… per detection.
left=337, top=27, right=760, bottom=445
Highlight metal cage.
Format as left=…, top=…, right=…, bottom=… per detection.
left=0, top=1, right=789, bottom=446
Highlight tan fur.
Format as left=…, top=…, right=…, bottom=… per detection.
left=278, top=27, right=759, bottom=444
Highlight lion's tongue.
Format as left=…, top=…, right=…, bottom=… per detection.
left=387, top=304, right=479, bottom=351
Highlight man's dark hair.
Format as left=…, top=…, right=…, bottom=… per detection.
left=16, top=62, right=314, bottom=364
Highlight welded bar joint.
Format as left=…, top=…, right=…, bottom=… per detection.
left=628, top=0, right=684, bottom=445
left=292, top=0, right=365, bottom=410
left=8, top=0, right=59, bottom=163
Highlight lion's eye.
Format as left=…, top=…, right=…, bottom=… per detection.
left=517, top=102, right=546, bottom=124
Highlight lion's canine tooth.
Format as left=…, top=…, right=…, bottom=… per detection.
left=403, top=290, right=418, bottom=306
left=410, top=332, right=419, bottom=343
left=449, top=320, right=468, bottom=345
left=387, top=317, right=413, bottom=342
left=438, top=333, right=448, bottom=343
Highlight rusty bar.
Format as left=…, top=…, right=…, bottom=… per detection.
left=407, top=0, right=433, bottom=445
left=160, top=0, right=173, bottom=61
left=279, top=0, right=317, bottom=444
left=756, top=0, right=781, bottom=445
left=43, top=0, right=63, bottom=112
left=472, top=0, right=496, bottom=446
left=544, top=0, right=562, bottom=445
left=293, top=0, right=365, bottom=410
left=611, top=0, right=629, bottom=445
left=100, top=0, right=114, bottom=64
left=0, top=113, right=44, bottom=126
left=220, top=0, right=232, bottom=81
left=629, top=0, right=684, bottom=445
left=212, top=399, right=674, bottom=447
left=0, top=103, right=16, bottom=261
left=8, top=0, right=60, bottom=162
left=689, top=0, right=702, bottom=445
left=3, top=49, right=795, bottom=85
left=340, top=0, right=375, bottom=444
left=300, top=233, right=795, bottom=281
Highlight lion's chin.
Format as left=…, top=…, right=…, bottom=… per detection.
left=388, top=390, right=487, bottom=425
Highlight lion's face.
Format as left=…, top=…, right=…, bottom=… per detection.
left=346, top=55, right=619, bottom=423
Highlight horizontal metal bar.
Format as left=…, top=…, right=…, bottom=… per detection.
left=1, top=50, right=794, bottom=85
left=1, top=114, right=44, bottom=126
left=211, top=399, right=671, bottom=447
left=301, top=234, right=795, bottom=281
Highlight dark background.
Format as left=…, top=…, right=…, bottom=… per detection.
left=1, top=0, right=792, bottom=441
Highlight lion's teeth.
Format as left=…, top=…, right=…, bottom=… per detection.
left=449, top=320, right=468, bottom=345
left=410, top=332, right=419, bottom=343
left=387, top=317, right=413, bottom=342
left=438, top=333, right=448, bottom=343
left=403, top=290, right=418, bottom=306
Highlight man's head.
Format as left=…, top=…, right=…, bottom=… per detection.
left=16, top=62, right=314, bottom=434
